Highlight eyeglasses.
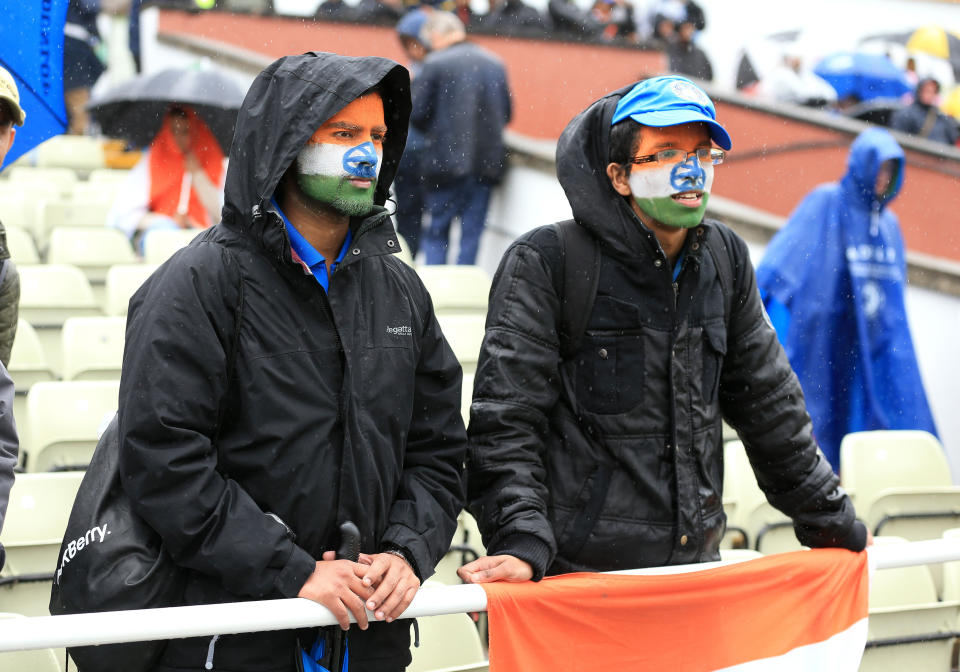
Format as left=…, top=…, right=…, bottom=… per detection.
left=628, top=148, right=726, bottom=167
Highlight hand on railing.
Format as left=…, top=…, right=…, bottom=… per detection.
left=457, top=554, right=534, bottom=584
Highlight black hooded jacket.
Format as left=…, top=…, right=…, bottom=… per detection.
left=118, top=53, right=466, bottom=672
left=466, top=85, right=866, bottom=579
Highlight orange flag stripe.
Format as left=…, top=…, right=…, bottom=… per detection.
left=482, top=549, right=869, bottom=672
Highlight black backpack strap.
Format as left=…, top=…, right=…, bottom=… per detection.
left=555, top=220, right=601, bottom=359
left=703, top=228, right=735, bottom=328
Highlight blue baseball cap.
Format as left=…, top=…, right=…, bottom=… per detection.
left=396, top=8, right=429, bottom=40
left=611, top=76, right=732, bottom=150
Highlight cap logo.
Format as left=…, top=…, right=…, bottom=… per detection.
left=670, top=80, right=711, bottom=108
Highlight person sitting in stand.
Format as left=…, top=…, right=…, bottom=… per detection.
left=108, top=105, right=226, bottom=253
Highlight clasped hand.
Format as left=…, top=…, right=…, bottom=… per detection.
left=297, top=550, right=420, bottom=630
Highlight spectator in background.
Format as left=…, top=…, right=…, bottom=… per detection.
left=412, top=12, right=512, bottom=265
left=890, top=77, right=960, bottom=146
left=760, top=49, right=837, bottom=108
left=452, top=0, right=477, bottom=29
left=108, top=106, right=226, bottom=252
left=479, top=0, right=549, bottom=37
left=0, top=66, right=23, bottom=367
left=354, top=0, right=404, bottom=24
left=590, top=0, right=637, bottom=42
left=64, top=0, right=106, bottom=135
left=548, top=0, right=604, bottom=41
left=392, top=8, right=431, bottom=258
left=756, top=128, right=938, bottom=471
left=314, top=0, right=357, bottom=21
left=667, top=19, right=713, bottom=81
left=0, top=66, right=21, bottom=572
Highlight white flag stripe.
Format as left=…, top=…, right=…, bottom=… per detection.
left=713, top=618, right=868, bottom=672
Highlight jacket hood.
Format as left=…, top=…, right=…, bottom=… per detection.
left=556, top=84, right=690, bottom=259
left=840, top=127, right=905, bottom=210
left=223, top=52, right=411, bottom=227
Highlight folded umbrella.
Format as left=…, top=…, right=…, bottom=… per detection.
left=88, top=67, right=247, bottom=153
left=813, top=51, right=912, bottom=102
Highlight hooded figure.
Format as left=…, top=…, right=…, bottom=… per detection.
left=459, top=77, right=865, bottom=584
left=117, top=52, right=466, bottom=672
left=757, top=128, right=938, bottom=472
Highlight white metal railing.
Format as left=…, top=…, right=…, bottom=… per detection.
left=1, top=538, right=959, bottom=653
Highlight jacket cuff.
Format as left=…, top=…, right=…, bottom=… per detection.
left=489, top=534, right=552, bottom=581
left=796, top=519, right=868, bottom=553
left=273, top=544, right=317, bottom=598
left=381, top=543, right=421, bottom=580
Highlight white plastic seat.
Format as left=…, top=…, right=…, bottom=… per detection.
left=18, top=264, right=102, bottom=376
left=87, top=168, right=132, bottom=185
left=6, top=166, right=78, bottom=198
left=23, top=380, right=119, bottom=472
left=721, top=440, right=765, bottom=549
left=437, top=314, right=486, bottom=375
left=37, top=196, right=116, bottom=238
left=840, top=430, right=951, bottom=513
left=61, top=316, right=126, bottom=381
left=461, top=373, right=474, bottom=426
left=418, top=265, right=491, bottom=315
left=104, top=263, right=158, bottom=316
left=0, top=614, right=62, bottom=672
left=47, top=227, right=137, bottom=284
left=0, top=192, right=48, bottom=245
left=408, top=581, right=487, bottom=672
left=34, top=134, right=106, bottom=171
left=7, top=319, right=56, bottom=446
left=4, top=225, right=40, bottom=264
left=142, top=228, right=202, bottom=265
left=0, top=472, right=84, bottom=574
left=394, top=232, right=415, bottom=267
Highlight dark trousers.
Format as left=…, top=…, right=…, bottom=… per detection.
left=422, top=177, right=492, bottom=266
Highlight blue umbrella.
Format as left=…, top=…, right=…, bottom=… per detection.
left=0, top=0, right=69, bottom=169
left=813, top=51, right=913, bottom=102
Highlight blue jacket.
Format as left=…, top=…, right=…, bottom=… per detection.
left=410, top=40, right=512, bottom=184
left=756, top=128, right=938, bottom=471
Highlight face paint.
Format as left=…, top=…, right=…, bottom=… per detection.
left=294, top=94, right=386, bottom=217
left=628, top=153, right=714, bottom=229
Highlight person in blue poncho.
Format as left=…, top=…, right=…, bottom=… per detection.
left=756, top=127, right=938, bottom=472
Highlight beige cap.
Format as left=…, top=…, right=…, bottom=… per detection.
left=0, top=66, right=26, bottom=126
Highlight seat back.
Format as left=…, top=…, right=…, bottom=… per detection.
left=23, top=380, right=119, bottom=472
left=408, top=581, right=487, bottom=672
left=6, top=167, right=78, bottom=199
left=142, top=228, right=202, bottom=265
left=18, top=264, right=100, bottom=327
left=0, top=472, right=84, bottom=574
left=461, top=373, right=474, bottom=426
left=721, top=440, right=766, bottom=548
left=840, top=430, right=950, bottom=512
left=34, top=134, right=106, bottom=171
left=61, top=316, right=127, bottom=381
left=0, top=192, right=47, bottom=245
left=417, top=265, right=491, bottom=315
left=4, top=225, right=40, bottom=265
left=38, top=197, right=114, bottom=237
left=862, top=602, right=960, bottom=672
left=8, top=319, right=55, bottom=393
left=104, top=263, right=158, bottom=316
left=437, top=314, right=486, bottom=375
left=47, top=227, right=136, bottom=284
left=869, top=536, right=939, bottom=608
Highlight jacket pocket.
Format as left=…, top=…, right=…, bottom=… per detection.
left=574, top=331, right=643, bottom=415
left=701, top=320, right=727, bottom=406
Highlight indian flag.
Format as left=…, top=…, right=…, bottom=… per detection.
left=482, top=549, right=868, bottom=672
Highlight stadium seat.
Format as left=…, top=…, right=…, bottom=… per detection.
left=38, top=197, right=115, bottom=237
left=6, top=167, right=78, bottom=198
left=408, top=581, right=487, bottom=672
left=33, top=134, right=106, bottom=172
left=436, top=314, right=485, bottom=375
left=46, top=227, right=137, bottom=286
left=0, top=614, right=62, bottom=672
left=840, top=430, right=951, bottom=513
left=87, top=168, right=132, bottom=186
left=863, top=537, right=959, bottom=672
left=22, top=380, right=119, bottom=472
left=0, top=192, right=47, bottom=244
left=71, top=180, right=125, bottom=204
left=394, top=232, right=415, bottom=267
left=61, top=316, right=126, bottom=381
left=941, top=528, right=960, bottom=602
left=104, top=263, right=157, bottom=316
left=18, top=264, right=102, bottom=375
left=417, top=265, right=491, bottom=316
left=142, top=228, right=202, bottom=265
left=4, top=225, right=40, bottom=264
left=0, top=472, right=84, bottom=575
left=461, top=373, right=474, bottom=426
left=721, top=440, right=764, bottom=549
left=7, top=319, right=56, bottom=448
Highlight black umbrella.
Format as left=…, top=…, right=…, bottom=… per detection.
left=88, top=68, right=247, bottom=153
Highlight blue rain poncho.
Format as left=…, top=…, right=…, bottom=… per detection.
left=756, top=127, right=938, bottom=471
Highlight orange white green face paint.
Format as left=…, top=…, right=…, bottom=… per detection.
left=295, top=93, right=387, bottom=216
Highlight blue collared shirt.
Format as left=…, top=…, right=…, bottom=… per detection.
left=272, top=199, right=353, bottom=293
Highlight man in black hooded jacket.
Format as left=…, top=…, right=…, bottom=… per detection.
left=458, top=76, right=867, bottom=585
left=118, top=52, right=466, bottom=672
